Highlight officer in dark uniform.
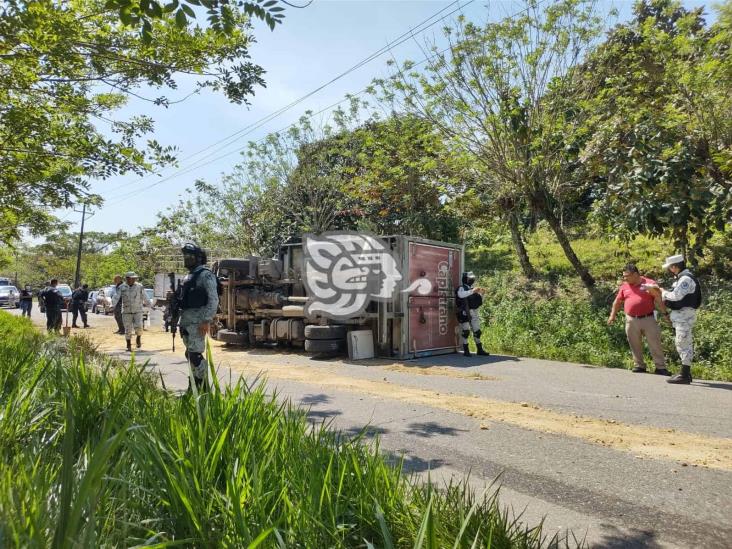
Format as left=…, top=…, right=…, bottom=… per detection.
left=40, top=279, right=64, bottom=333
left=178, top=243, right=219, bottom=391
left=71, top=284, right=90, bottom=328
left=456, top=271, right=488, bottom=357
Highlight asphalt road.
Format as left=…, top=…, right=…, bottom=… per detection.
left=10, top=306, right=732, bottom=548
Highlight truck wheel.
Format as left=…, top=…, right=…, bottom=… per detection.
left=304, top=338, right=346, bottom=353
left=304, top=325, right=348, bottom=340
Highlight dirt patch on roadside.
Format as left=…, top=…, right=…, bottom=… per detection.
left=75, top=320, right=732, bottom=471
left=385, top=363, right=498, bottom=381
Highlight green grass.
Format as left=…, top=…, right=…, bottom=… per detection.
left=465, top=228, right=732, bottom=380
left=0, top=312, right=570, bottom=548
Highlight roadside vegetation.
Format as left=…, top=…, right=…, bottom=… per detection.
left=467, top=229, right=732, bottom=381
left=0, top=312, right=570, bottom=548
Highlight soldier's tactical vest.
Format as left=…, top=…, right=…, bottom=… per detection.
left=180, top=268, right=210, bottom=310
left=455, top=284, right=483, bottom=310
left=666, top=272, right=702, bottom=310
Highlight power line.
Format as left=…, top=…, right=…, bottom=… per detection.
left=102, top=0, right=474, bottom=203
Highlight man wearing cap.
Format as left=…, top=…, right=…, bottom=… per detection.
left=646, top=254, right=702, bottom=384
left=112, top=272, right=151, bottom=352
left=179, top=243, right=219, bottom=391
left=455, top=271, right=489, bottom=357
left=607, top=263, right=670, bottom=375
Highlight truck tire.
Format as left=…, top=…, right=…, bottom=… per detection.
left=304, top=338, right=346, bottom=354
left=304, top=325, right=348, bottom=340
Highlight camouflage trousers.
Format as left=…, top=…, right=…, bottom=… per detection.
left=180, top=322, right=207, bottom=380
left=122, top=312, right=143, bottom=339
left=669, top=308, right=697, bottom=366
left=459, top=309, right=482, bottom=344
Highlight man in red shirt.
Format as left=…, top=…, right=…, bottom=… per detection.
left=608, top=263, right=670, bottom=375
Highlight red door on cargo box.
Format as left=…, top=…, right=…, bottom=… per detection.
left=407, top=243, right=460, bottom=353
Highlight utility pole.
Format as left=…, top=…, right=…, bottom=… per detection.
left=73, top=203, right=91, bottom=289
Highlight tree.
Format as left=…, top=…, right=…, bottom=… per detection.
left=578, top=0, right=732, bottom=264
left=295, top=113, right=464, bottom=241
left=0, top=0, right=288, bottom=243
left=373, top=0, right=606, bottom=291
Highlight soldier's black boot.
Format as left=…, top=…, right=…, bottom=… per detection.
left=667, top=365, right=692, bottom=384
left=476, top=342, right=489, bottom=356
left=126, top=339, right=132, bottom=352
left=463, top=344, right=472, bottom=357
left=136, top=335, right=141, bottom=349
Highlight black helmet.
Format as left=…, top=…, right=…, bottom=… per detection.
left=462, top=271, right=475, bottom=286
left=181, top=242, right=207, bottom=265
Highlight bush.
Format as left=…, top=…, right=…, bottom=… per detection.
left=0, top=312, right=566, bottom=547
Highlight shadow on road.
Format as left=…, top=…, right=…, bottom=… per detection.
left=595, top=525, right=662, bottom=548
left=406, top=421, right=469, bottom=438
left=693, top=381, right=732, bottom=391
left=299, top=393, right=333, bottom=405
left=384, top=452, right=447, bottom=473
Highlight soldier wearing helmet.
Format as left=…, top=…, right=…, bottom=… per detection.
left=455, top=271, right=488, bottom=357
left=178, top=243, right=219, bottom=392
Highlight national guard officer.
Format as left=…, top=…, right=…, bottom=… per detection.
left=178, top=243, right=219, bottom=391
left=40, top=279, right=63, bottom=333
left=646, top=254, right=702, bottom=385
left=456, top=271, right=489, bottom=357
left=112, top=272, right=151, bottom=352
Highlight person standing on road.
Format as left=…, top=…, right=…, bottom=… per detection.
left=178, top=243, right=219, bottom=391
left=646, top=255, right=702, bottom=385
left=40, top=279, right=63, bottom=333
left=112, top=272, right=151, bottom=352
left=71, top=284, right=90, bottom=328
left=113, top=275, right=125, bottom=334
left=456, top=271, right=489, bottom=358
left=608, top=263, right=670, bottom=376
left=19, top=285, right=33, bottom=317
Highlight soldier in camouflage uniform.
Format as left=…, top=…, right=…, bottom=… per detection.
left=647, top=254, right=702, bottom=385
left=179, top=243, right=219, bottom=391
left=112, top=272, right=151, bottom=352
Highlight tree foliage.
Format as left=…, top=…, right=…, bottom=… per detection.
left=578, top=0, right=732, bottom=264
left=371, top=0, right=605, bottom=291
left=0, top=0, right=280, bottom=243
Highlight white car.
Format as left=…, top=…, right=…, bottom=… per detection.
left=93, top=286, right=118, bottom=314
left=0, top=286, right=19, bottom=308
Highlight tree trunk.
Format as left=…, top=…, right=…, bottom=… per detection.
left=508, top=211, right=537, bottom=279
left=542, top=206, right=596, bottom=292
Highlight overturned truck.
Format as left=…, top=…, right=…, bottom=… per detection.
left=210, top=235, right=463, bottom=360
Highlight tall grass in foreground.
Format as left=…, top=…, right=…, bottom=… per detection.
left=0, top=313, right=571, bottom=548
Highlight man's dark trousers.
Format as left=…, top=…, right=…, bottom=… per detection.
left=72, top=301, right=88, bottom=327
left=46, top=308, right=62, bottom=332
left=114, top=301, right=124, bottom=332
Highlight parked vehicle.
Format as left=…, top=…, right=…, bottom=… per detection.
left=0, top=277, right=12, bottom=286
left=0, top=286, right=19, bottom=308
left=93, top=286, right=117, bottom=315
left=205, top=235, right=463, bottom=359
left=87, top=290, right=99, bottom=311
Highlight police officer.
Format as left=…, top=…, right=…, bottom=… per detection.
left=649, top=255, right=702, bottom=385
left=71, top=284, right=90, bottom=328
left=179, top=243, right=219, bottom=391
left=40, top=279, right=63, bottom=333
left=112, top=272, right=151, bottom=352
left=456, top=271, right=488, bottom=357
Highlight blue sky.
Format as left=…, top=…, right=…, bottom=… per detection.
left=64, top=0, right=711, bottom=236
